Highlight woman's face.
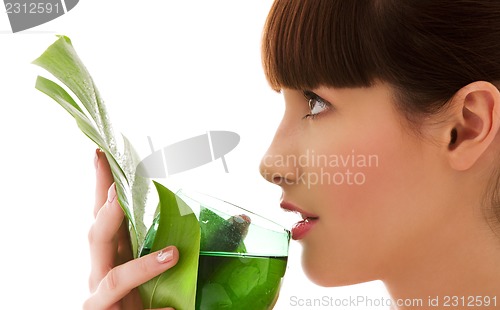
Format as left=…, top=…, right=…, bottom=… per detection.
left=260, top=83, right=454, bottom=286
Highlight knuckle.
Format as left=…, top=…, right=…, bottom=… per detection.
left=88, top=273, right=100, bottom=293
left=88, top=274, right=94, bottom=291
left=87, top=225, right=96, bottom=244
left=105, top=268, right=118, bottom=291
left=137, top=257, right=151, bottom=275
left=82, top=298, right=92, bottom=310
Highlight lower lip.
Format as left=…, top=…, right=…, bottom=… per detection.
left=291, top=218, right=318, bottom=240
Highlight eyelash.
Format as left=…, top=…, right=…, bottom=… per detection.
left=302, top=90, right=331, bottom=119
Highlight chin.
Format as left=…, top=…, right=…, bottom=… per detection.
left=302, top=264, right=357, bottom=287
left=301, top=245, right=375, bottom=287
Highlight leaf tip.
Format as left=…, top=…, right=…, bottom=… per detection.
left=56, top=34, right=72, bottom=45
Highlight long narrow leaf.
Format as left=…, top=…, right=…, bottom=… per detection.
left=32, top=35, right=116, bottom=154
left=122, top=134, right=149, bottom=246
left=35, top=76, right=105, bottom=149
left=139, top=182, right=200, bottom=309
left=35, top=36, right=201, bottom=307
left=33, top=36, right=140, bottom=254
left=34, top=74, right=139, bottom=253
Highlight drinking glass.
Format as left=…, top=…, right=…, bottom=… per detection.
left=175, top=189, right=291, bottom=310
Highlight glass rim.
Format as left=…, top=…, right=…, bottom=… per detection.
left=176, top=188, right=291, bottom=235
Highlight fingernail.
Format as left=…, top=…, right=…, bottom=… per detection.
left=157, top=248, right=174, bottom=263
left=94, top=149, right=100, bottom=169
left=107, top=183, right=116, bottom=205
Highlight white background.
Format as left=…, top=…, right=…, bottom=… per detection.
left=0, top=1, right=389, bottom=309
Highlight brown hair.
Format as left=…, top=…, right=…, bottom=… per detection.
left=261, top=0, right=500, bottom=232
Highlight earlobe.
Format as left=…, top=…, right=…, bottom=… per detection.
left=448, top=81, right=500, bottom=171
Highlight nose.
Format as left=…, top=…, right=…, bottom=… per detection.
left=259, top=119, right=299, bottom=187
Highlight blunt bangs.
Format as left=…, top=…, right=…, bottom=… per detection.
left=261, top=0, right=382, bottom=91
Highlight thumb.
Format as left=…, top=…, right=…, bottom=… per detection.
left=93, top=149, right=114, bottom=218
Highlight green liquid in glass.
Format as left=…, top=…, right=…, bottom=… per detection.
left=196, top=252, right=287, bottom=310
left=140, top=193, right=290, bottom=309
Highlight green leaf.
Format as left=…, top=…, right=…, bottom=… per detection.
left=35, top=76, right=105, bottom=148
left=32, top=35, right=116, bottom=155
left=197, top=256, right=287, bottom=310
left=139, top=182, right=201, bottom=309
left=199, top=208, right=249, bottom=253
left=33, top=35, right=140, bottom=255
left=34, top=35, right=201, bottom=308
left=34, top=76, right=133, bottom=225
left=122, top=134, right=149, bottom=245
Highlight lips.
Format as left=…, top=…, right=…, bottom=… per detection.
left=280, top=201, right=319, bottom=240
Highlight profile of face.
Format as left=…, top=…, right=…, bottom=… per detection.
left=258, top=0, right=500, bottom=290
left=260, top=84, right=457, bottom=286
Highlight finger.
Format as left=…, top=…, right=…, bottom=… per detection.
left=116, top=219, right=134, bottom=266
left=84, top=246, right=179, bottom=310
left=94, top=149, right=114, bottom=218
left=88, top=183, right=124, bottom=292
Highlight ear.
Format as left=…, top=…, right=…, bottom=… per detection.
left=447, top=81, right=500, bottom=171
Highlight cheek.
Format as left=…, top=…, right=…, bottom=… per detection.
left=313, top=127, right=402, bottom=217
left=299, top=124, right=429, bottom=285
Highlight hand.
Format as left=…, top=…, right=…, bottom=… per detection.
left=84, top=149, right=179, bottom=310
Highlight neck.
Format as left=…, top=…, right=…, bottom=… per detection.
left=383, top=211, right=500, bottom=310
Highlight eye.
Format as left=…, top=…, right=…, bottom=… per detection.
left=302, top=90, right=331, bottom=119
